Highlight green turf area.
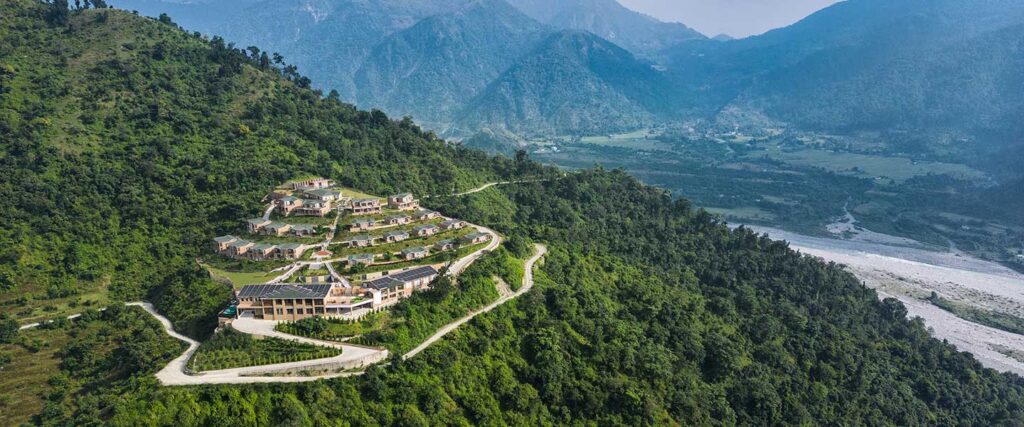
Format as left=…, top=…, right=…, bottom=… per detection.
left=705, top=206, right=778, bottom=222
left=746, top=146, right=987, bottom=184
left=339, top=187, right=380, bottom=200
left=276, top=311, right=390, bottom=341
left=1, top=288, right=109, bottom=325
left=188, top=328, right=342, bottom=371
left=202, top=264, right=280, bottom=288
left=578, top=129, right=671, bottom=151
left=0, top=325, right=69, bottom=424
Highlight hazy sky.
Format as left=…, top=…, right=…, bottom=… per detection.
left=618, top=0, right=842, bottom=38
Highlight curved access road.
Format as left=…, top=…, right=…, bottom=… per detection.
left=135, top=233, right=525, bottom=386
left=445, top=225, right=503, bottom=278
left=404, top=243, right=546, bottom=360
left=133, top=302, right=387, bottom=385
left=427, top=176, right=563, bottom=199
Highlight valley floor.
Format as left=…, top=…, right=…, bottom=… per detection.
left=746, top=225, right=1024, bottom=375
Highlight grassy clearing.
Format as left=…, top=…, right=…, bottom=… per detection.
left=705, top=206, right=778, bottom=222
left=338, top=187, right=380, bottom=200
left=276, top=312, right=391, bottom=341
left=0, top=326, right=68, bottom=425
left=578, top=129, right=670, bottom=151
left=202, top=264, right=280, bottom=288
left=2, top=288, right=109, bottom=324
left=188, top=328, right=341, bottom=371
left=746, top=146, right=987, bottom=183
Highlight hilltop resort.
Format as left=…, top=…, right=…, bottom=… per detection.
left=208, top=178, right=492, bottom=322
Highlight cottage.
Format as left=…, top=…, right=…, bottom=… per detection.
left=387, top=193, right=419, bottom=211
left=461, top=232, right=491, bottom=245
left=384, top=230, right=410, bottom=243
left=349, top=218, right=376, bottom=232
left=247, top=243, right=277, bottom=260
left=434, top=239, right=456, bottom=251
left=228, top=239, right=255, bottom=257
left=213, top=235, right=239, bottom=252
left=347, top=253, right=375, bottom=266
left=343, top=234, right=377, bottom=248
left=413, top=209, right=439, bottom=221
left=440, top=219, right=466, bottom=230
left=263, top=222, right=292, bottom=236
left=401, top=246, right=429, bottom=260
left=350, top=198, right=382, bottom=215
left=413, top=224, right=439, bottom=237
left=294, top=199, right=332, bottom=217
left=362, top=266, right=438, bottom=306
left=385, top=214, right=411, bottom=226
left=276, top=243, right=307, bottom=259
left=246, top=218, right=272, bottom=233
left=274, top=196, right=302, bottom=215
left=291, top=177, right=334, bottom=190
left=303, top=188, right=341, bottom=201
left=290, top=224, right=317, bottom=236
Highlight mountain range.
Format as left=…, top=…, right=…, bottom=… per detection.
left=112, top=0, right=1024, bottom=161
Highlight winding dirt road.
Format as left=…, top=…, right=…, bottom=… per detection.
left=404, top=244, right=546, bottom=360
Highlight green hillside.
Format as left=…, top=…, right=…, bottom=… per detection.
left=2, top=2, right=1024, bottom=426
left=0, top=0, right=525, bottom=336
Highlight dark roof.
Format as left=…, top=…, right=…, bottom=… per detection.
left=402, top=246, right=428, bottom=255
left=363, top=276, right=401, bottom=291
left=390, top=266, right=438, bottom=282
left=363, top=266, right=438, bottom=291
left=237, top=284, right=332, bottom=299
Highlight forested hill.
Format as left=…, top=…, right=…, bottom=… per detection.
left=0, top=0, right=539, bottom=336
left=3, top=2, right=1024, bottom=425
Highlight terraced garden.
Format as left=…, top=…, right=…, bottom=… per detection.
left=188, top=328, right=341, bottom=371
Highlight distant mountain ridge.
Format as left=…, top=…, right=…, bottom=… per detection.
left=112, top=0, right=689, bottom=135
left=503, top=0, right=705, bottom=55
left=113, top=0, right=1024, bottom=159
left=458, top=30, right=675, bottom=135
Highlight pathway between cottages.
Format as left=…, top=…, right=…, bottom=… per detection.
left=138, top=303, right=387, bottom=385
left=403, top=244, right=546, bottom=360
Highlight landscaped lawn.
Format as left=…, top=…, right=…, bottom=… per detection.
left=338, top=187, right=380, bottom=200
left=188, top=328, right=341, bottom=371
left=202, top=264, right=280, bottom=288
